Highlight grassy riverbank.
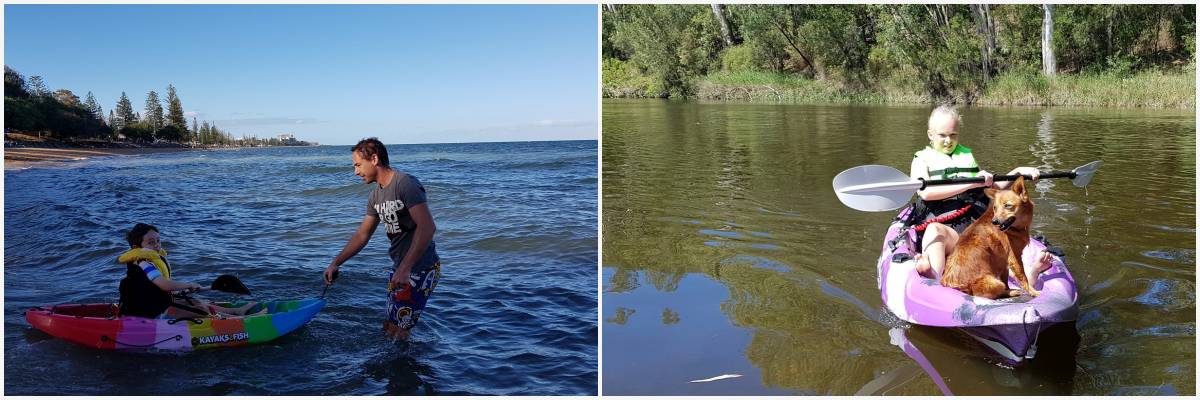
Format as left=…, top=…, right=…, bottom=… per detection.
left=604, top=62, right=1196, bottom=109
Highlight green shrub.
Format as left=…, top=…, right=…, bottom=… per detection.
left=602, top=58, right=662, bottom=98
left=721, top=45, right=758, bottom=73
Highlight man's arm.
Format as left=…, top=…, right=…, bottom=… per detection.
left=325, top=215, right=380, bottom=283
left=390, top=203, right=436, bottom=287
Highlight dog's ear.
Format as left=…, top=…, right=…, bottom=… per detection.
left=985, top=187, right=997, bottom=199
left=1012, top=176, right=1026, bottom=196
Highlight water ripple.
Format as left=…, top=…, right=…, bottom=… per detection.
left=5, top=141, right=597, bottom=395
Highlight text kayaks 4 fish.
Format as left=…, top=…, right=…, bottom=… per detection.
left=25, top=299, right=324, bottom=351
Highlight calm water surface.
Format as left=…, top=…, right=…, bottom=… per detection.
left=5, top=140, right=597, bottom=395
left=602, top=99, right=1194, bottom=395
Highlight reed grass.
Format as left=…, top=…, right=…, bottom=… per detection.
left=980, top=64, right=1195, bottom=108
left=604, top=63, right=1196, bottom=109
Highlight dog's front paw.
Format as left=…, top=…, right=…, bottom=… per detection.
left=1027, top=288, right=1041, bottom=297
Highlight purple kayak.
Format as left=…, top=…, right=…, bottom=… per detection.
left=877, top=207, right=1079, bottom=364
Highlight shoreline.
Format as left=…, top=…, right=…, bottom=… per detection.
left=3, top=146, right=200, bottom=170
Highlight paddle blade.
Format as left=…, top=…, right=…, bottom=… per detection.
left=212, top=274, right=251, bottom=295
left=1070, top=160, right=1102, bottom=188
left=833, top=165, right=919, bottom=212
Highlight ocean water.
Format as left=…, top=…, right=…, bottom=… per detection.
left=4, top=140, right=598, bottom=395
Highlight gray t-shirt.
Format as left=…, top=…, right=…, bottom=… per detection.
left=366, top=171, right=439, bottom=271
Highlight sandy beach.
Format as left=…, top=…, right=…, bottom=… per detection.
left=4, top=146, right=197, bottom=170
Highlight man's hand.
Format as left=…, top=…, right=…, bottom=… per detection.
left=323, top=264, right=341, bottom=285
left=389, top=265, right=411, bottom=291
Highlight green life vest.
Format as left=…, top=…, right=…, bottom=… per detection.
left=914, top=144, right=980, bottom=180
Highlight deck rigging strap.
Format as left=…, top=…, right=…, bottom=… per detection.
left=100, top=334, right=183, bottom=348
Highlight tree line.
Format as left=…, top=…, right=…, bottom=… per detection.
left=4, top=66, right=312, bottom=147
left=602, top=4, right=1195, bottom=101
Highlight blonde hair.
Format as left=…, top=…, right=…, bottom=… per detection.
left=927, top=104, right=962, bottom=133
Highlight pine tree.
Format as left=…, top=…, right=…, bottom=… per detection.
left=114, top=92, right=136, bottom=131
left=165, top=84, right=186, bottom=130
left=27, top=75, right=48, bottom=97
left=200, top=121, right=211, bottom=145
left=83, top=91, right=101, bottom=118
left=144, top=90, right=164, bottom=133
left=191, top=117, right=199, bottom=146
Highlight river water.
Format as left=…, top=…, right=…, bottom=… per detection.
left=4, top=140, right=598, bottom=395
left=601, top=99, right=1195, bottom=395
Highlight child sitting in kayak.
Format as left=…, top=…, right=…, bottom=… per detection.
left=909, top=105, right=1053, bottom=283
left=117, top=223, right=261, bottom=319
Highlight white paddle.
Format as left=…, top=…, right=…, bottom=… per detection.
left=833, top=161, right=1102, bottom=212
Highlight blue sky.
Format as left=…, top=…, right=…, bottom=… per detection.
left=4, top=4, right=598, bottom=145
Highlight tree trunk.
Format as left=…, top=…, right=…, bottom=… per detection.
left=1106, top=6, right=1114, bottom=58
left=711, top=4, right=734, bottom=47
left=1041, top=4, right=1056, bottom=77
left=971, top=4, right=997, bottom=83
left=768, top=18, right=816, bottom=78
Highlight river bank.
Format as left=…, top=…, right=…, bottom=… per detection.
left=603, top=64, right=1196, bottom=109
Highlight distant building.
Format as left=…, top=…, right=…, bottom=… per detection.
left=278, top=133, right=295, bottom=142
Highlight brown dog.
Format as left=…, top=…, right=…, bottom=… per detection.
left=940, top=176, right=1039, bottom=299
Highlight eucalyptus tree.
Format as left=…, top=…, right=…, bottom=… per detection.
left=971, top=5, right=998, bottom=82
left=1041, top=4, right=1056, bottom=76
left=609, top=4, right=725, bottom=97
left=875, top=4, right=983, bottom=101
left=712, top=4, right=735, bottom=46
left=53, top=89, right=81, bottom=107
left=734, top=4, right=819, bottom=78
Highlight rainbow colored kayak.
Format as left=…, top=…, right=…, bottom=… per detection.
left=25, top=299, right=324, bottom=351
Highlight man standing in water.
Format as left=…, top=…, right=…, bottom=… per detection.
left=325, top=137, right=441, bottom=341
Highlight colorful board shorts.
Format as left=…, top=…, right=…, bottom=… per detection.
left=386, top=260, right=441, bottom=331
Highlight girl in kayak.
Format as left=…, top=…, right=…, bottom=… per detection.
left=117, top=223, right=260, bottom=318
left=909, top=105, right=1052, bottom=282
